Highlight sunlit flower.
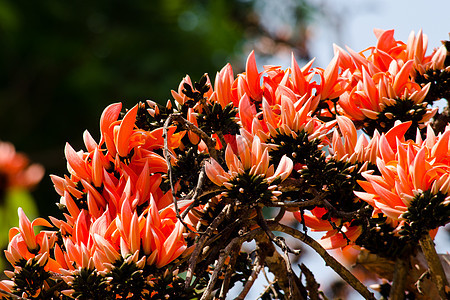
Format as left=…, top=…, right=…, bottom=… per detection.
left=205, top=134, right=293, bottom=203
left=5, top=208, right=59, bottom=272
left=355, top=125, right=450, bottom=234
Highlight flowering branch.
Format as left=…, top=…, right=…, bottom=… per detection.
left=2, top=28, right=449, bottom=299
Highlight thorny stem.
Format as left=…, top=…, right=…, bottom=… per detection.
left=267, top=221, right=376, bottom=300
left=419, top=233, right=449, bottom=299
left=185, top=204, right=231, bottom=289
left=163, top=115, right=196, bottom=234
left=389, top=257, right=408, bottom=300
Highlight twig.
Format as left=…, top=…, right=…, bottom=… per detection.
left=415, top=269, right=430, bottom=295
left=181, top=164, right=207, bottom=219
left=256, top=207, right=300, bottom=255
left=280, top=240, right=297, bottom=300
left=200, top=229, right=263, bottom=300
left=261, top=267, right=279, bottom=299
left=418, top=233, right=449, bottom=299
left=267, top=221, right=376, bottom=300
left=216, top=131, right=227, bottom=150
left=171, top=113, right=218, bottom=160
left=321, top=198, right=363, bottom=220
left=256, top=208, right=303, bottom=299
left=273, top=207, right=286, bottom=222
left=256, top=234, right=305, bottom=299
left=163, top=115, right=196, bottom=234
left=218, top=242, right=241, bottom=300
left=200, top=248, right=230, bottom=300
left=268, top=196, right=325, bottom=208
left=267, top=190, right=327, bottom=208
left=236, top=254, right=264, bottom=300
left=389, top=257, right=408, bottom=300
left=185, top=204, right=231, bottom=289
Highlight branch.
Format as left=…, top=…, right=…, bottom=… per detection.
left=185, top=204, right=231, bottom=289
left=389, top=257, right=408, bottom=300
left=419, top=233, right=450, bottom=299
left=200, top=229, right=263, bottom=300
left=267, top=221, right=376, bottom=300
left=261, top=267, right=279, bottom=299
left=256, top=234, right=306, bottom=299
left=256, top=207, right=300, bottom=255
left=268, top=194, right=326, bottom=209
left=415, top=269, right=430, bottom=295
left=236, top=253, right=264, bottom=300
left=218, top=242, right=241, bottom=300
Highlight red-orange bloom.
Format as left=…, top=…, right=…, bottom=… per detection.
left=356, top=125, right=450, bottom=221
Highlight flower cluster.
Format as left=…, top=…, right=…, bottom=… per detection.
left=2, top=28, right=449, bottom=299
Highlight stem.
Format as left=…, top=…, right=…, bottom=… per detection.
left=389, top=257, right=407, bottom=300
left=185, top=204, right=231, bottom=289
left=419, top=233, right=449, bottom=299
left=268, top=221, right=376, bottom=300
left=200, top=229, right=263, bottom=300
left=236, top=254, right=264, bottom=300
left=256, top=234, right=305, bottom=299
left=181, top=164, right=206, bottom=219
left=218, top=242, right=241, bottom=300
left=171, top=113, right=218, bottom=160
left=163, top=115, right=196, bottom=233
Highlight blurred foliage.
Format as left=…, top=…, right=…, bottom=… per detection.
left=0, top=0, right=313, bottom=217
left=0, top=189, right=38, bottom=271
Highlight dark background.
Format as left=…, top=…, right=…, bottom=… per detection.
left=0, top=0, right=314, bottom=217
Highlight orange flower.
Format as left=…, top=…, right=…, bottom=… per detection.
left=6, top=208, right=60, bottom=272
left=212, top=63, right=236, bottom=108
left=205, top=134, right=293, bottom=203
left=355, top=125, right=450, bottom=222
